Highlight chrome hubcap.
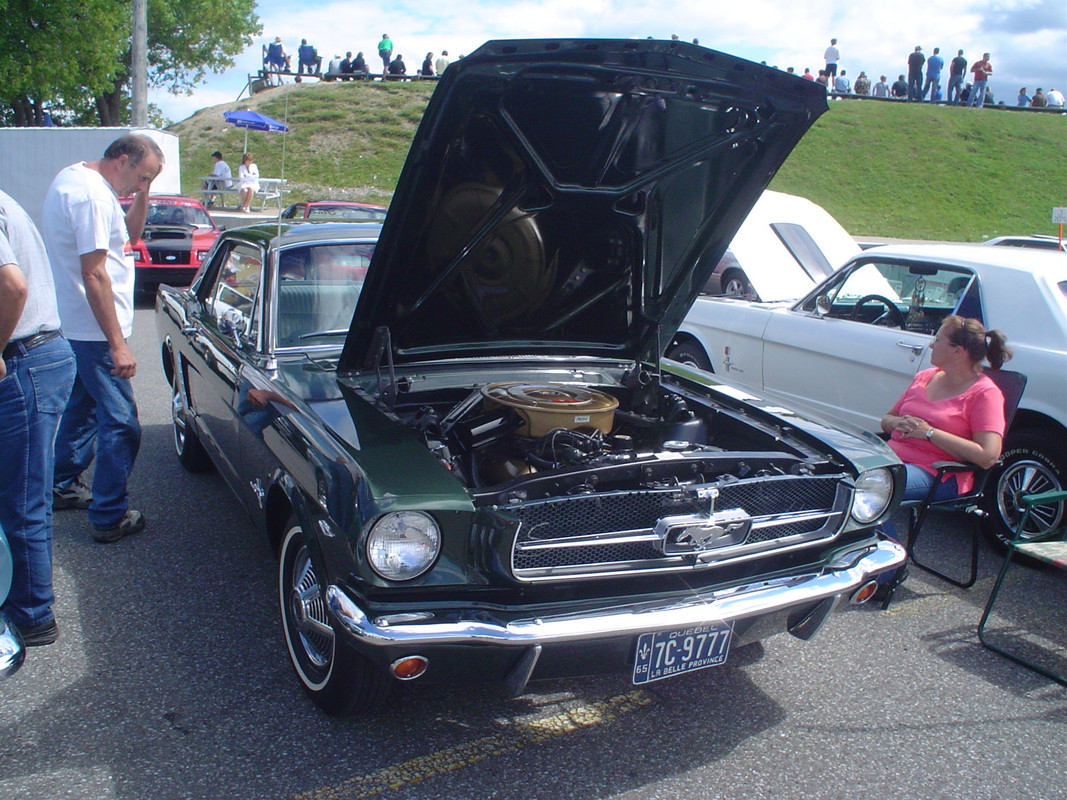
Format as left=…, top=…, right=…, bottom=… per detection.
left=289, top=546, right=333, bottom=668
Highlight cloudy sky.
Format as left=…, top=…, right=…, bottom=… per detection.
left=151, top=0, right=1067, bottom=121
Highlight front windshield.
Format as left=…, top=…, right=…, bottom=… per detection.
left=275, top=241, right=376, bottom=348
left=144, top=202, right=214, bottom=228
left=804, top=258, right=978, bottom=334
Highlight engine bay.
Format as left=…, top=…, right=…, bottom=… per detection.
left=388, top=379, right=833, bottom=505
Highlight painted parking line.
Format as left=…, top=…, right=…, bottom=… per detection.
left=292, top=689, right=654, bottom=800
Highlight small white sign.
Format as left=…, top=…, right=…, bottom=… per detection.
left=1052, top=207, right=1067, bottom=224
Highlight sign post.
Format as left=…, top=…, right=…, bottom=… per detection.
left=1053, top=207, right=1067, bottom=248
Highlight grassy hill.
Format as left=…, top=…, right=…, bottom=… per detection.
left=171, top=80, right=1067, bottom=242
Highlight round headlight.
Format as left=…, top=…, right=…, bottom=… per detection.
left=366, top=511, right=441, bottom=581
left=851, top=467, right=894, bottom=524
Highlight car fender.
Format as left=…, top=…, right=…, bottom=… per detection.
left=676, top=296, right=782, bottom=385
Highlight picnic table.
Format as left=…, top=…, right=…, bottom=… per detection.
left=201, top=177, right=287, bottom=211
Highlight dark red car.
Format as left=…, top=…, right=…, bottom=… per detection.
left=280, top=201, right=388, bottom=222
left=121, top=194, right=223, bottom=292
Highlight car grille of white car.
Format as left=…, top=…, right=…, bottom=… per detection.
left=508, top=475, right=848, bottom=582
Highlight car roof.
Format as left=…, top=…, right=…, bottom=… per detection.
left=857, top=242, right=1067, bottom=276
left=225, top=221, right=383, bottom=247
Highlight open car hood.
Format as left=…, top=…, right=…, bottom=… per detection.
left=339, top=39, right=826, bottom=373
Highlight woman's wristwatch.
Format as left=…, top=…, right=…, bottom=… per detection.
left=924, top=427, right=935, bottom=440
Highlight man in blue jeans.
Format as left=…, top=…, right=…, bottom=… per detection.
left=0, top=189, right=76, bottom=646
left=42, top=135, right=163, bottom=543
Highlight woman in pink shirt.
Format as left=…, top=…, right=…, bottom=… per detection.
left=881, top=315, right=1012, bottom=508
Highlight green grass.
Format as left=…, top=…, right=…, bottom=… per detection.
left=171, top=81, right=1067, bottom=241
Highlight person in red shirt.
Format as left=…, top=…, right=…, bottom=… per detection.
left=881, top=315, right=1012, bottom=506
left=968, top=52, right=993, bottom=107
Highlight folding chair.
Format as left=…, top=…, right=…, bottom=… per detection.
left=904, top=368, right=1027, bottom=588
left=977, top=489, right=1067, bottom=686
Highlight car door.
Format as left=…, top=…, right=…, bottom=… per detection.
left=185, top=241, right=267, bottom=487
left=760, top=257, right=978, bottom=431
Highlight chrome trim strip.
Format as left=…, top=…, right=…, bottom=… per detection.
left=327, top=539, right=905, bottom=648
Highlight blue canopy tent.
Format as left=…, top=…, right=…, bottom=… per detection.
left=223, top=109, right=289, bottom=152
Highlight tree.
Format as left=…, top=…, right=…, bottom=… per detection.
left=0, top=0, right=260, bottom=126
left=0, top=0, right=127, bottom=125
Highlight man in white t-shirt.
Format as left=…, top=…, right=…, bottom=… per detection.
left=202, top=150, right=232, bottom=207
left=41, top=134, right=162, bottom=543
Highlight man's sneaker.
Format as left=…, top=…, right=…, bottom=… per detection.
left=16, top=619, right=59, bottom=647
left=53, top=479, right=92, bottom=510
left=92, top=509, right=146, bottom=543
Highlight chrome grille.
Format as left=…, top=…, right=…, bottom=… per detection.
left=508, top=475, right=848, bottom=581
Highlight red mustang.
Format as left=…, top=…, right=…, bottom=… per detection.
left=121, top=194, right=223, bottom=293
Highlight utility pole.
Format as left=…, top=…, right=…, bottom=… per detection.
left=131, top=0, right=148, bottom=126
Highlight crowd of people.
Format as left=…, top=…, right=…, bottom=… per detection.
left=796, top=37, right=1063, bottom=110
left=263, top=34, right=452, bottom=81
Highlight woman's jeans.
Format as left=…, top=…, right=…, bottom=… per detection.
left=53, top=340, right=141, bottom=531
left=0, top=336, right=76, bottom=627
left=881, top=464, right=960, bottom=544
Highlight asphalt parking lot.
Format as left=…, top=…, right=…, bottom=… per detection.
left=1, top=306, right=1064, bottom=800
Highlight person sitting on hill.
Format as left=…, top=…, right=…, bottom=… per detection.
left=872, top=75, right=890, bottom=98
left=891, top=74, right=908, bottom=98
left=853, top=72, right=871, bottom=96
left=832, top=70, right=851, bottom=95
left=1047, top=88, right=1065, bottom=107
left=388, top=54, right=407, bottom=76
left=353, top=52, right=368, bottom=75
left=264, top=37, right=290, bottom=73
left=421, top=53, right=435, bottom=77
left=297, top=40, right=322, bottom=76
left=1030, top=88, right=1047, bottom=108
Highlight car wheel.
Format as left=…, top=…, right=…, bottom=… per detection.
left=982, top=431, right=1066, bottom=548
left=278, top=520, right=391, bottom=716
left=666, top=340, right=713, bottom=371
left=171, top=374, right=213, bottom=472
left=720, top=269, right=751, bottom=298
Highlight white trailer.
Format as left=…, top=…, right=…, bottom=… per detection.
left=0, top=127, right=180, bottom=228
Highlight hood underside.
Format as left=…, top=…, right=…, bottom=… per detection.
left=339, top=38, right=826, bottom=373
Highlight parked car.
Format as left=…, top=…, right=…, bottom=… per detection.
left=156, top=39, right=906, bottom=717
left=121, top=194, right=223, bottom=293
left=701, top=190, right=859, bottom=301
left=0, top=525, right=26, bottom=680
left=671, top=244, right=1067, bottom=542
left=982, top=235, right=1067, bottom=253
left=280, top=201, right=388, bottom=223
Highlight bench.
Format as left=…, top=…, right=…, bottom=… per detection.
left=978, top=489, right=1067, bottom=686
left=201, top=177, right=287, bottom=212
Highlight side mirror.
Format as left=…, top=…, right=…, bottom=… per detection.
left=815, top=294, right=832, bottom=316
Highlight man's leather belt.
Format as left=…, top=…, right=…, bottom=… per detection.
left=2, top=329, right=63, bottom=360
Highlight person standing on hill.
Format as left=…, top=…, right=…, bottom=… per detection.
left=969, top=53, right=992, bottom=107
left=946, top=50, right=968, bottom=105
left=906, top=46, right=925, bottom=101
left=823, top=38, right=839, bottom=82
left=922, top=47, right=943, bottom=102
left=377, top=34, right=393, bottom=74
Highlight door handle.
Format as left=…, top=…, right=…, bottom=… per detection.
left=896, top=341, right=925, bottom=357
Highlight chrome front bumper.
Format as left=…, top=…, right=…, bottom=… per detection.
left=328, top=539, right=905, bottom=649
left=0, top=614, right=26, bottom=680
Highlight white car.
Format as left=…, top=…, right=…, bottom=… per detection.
left=670, top=244, right=1067, bottom=541
left=703, top=189, right=859, bottom=301
left=982, top=235, right=1067, bottom=253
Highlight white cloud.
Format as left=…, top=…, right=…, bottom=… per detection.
left=151, top=0, right=1067, bottom=121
